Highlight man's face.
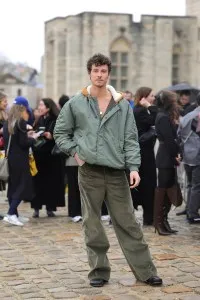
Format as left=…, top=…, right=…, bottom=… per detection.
left=124, top=93, right=132, bottom=101
left=180, top=95, right=190, bottom=106
left=89, top=64, right=109, bottom=88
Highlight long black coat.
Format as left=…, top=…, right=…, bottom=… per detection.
left=155, top=111, right=179, bottom=168
left=132, top=105, right=157, bottom=212
left=3, top=119, right=35, bottom=200
left=0, top=119, right=6, bottom=191
left=31, top=115, right=65, bottom=211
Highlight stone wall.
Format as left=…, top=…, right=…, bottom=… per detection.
left=44, top=11, right=199, bottom=98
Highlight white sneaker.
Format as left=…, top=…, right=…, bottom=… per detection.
left=18, top=216, right=29, bottom=223
left=101, top=215, right=111, bottom=221
left=4, top=215, right=24, bottom=226
left=72, top=216, right=82, bottom=223
left=3, top=215, right=8, bottom=222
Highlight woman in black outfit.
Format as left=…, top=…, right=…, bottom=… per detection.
left=133, top=87, right=157, bottom=226
left=32, top=98, right=65, bottom=218
left=154, top=91, right=180, bottom=235
left=3, top=97, right=36, bottom=226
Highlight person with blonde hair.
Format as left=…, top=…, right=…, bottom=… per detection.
left=3, top=97, right=37, bottom=226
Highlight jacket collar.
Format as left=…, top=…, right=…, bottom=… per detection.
left=81, top=85, right=123, bottom=103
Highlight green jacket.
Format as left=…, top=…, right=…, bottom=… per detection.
left=54, top=85, right=141, bottom=171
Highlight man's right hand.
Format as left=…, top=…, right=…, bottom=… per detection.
left=74, top=153, right=85, bottom=166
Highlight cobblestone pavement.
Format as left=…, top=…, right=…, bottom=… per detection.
left=0, top=195, right=200, bottom=300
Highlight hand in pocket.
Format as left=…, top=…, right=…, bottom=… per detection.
left=74, top=153, right=85, bottom=166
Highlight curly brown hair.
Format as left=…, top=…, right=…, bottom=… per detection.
left=87, top=53, right=112, bottom=74
left=134, top=87, right=152, bottom=105
left=156, top=90, right=180, bottom=123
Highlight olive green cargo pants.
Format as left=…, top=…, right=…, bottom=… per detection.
left=78, top=163, right=157, bottom=281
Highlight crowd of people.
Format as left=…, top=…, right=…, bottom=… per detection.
left=0, top=53, right=200, bottom=287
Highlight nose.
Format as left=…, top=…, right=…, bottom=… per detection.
left=97, top=71, right=102, bottom=77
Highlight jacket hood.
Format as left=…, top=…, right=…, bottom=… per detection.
left=81, top=85, right=124, bottom=103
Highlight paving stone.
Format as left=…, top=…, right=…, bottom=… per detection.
left=176, top=275, right=198, bottom=283
left=48, top=287, right=67, bottom=293
left=6, top=280, right=30, bottom=286
left=119, top=277, right=137, bottom=286
left=37, top=282, right=63, bottom=289
left=184, top=281, right=200, bottom=288
left=162, top=284, right=193, bottom=293
left=51, top=291, right=78, bottom=298
left=20, top=293, right=46, bottom=299
left=82, top=296, right=111, bottom=300
left=153, top=253, right=179, bottom=260
left=179, top=296, right=200, bottom=300
left=179, top=267, right=200, bottom=273
left=1, top=199, right=200, bottom=299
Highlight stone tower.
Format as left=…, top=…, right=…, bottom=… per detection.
left=186, top=0, right=200, bottom=87
left=186, top=0, right=200, bottom=18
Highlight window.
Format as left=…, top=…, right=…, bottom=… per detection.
left=121, top=66, right=127, bottom=77
left=173, top=54, right=179, bottom=66
left=111, top=52, right=117, bottom=63
left=110, top=53, right=129, bottom=89
left=121, top=80, right=127, bottom=90
left=110, top=38, right=130, bottom=90
left=121, top=52, right=128, bottom=64
left=111, top=66, right=117, bottom=76
left=172, top=44, right=181, bottom=85
left=110, top=79, right=117, bottom=87
left=17, top=88, right=22, bottom=96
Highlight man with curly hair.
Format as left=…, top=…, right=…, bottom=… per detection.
left=54, top=53, right=162, bottom=287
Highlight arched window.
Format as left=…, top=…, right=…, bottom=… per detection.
left=172, top=44, right=181, bottom=85
left=110, top=37, right=130, bottom=90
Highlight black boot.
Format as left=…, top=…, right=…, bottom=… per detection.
left=163, top=195, right=178, bottom=234
left=32, top=209, right=39, bottom=218
left=47, top=210, right=56, bottom=217
left=154, top=188, right=172, bottom=236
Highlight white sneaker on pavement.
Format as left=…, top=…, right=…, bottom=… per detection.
left=72, top=216, right=82, bottom=223
left=18, top=216, right=29, bottom=223
left=3, top=215, right=24, bottom=226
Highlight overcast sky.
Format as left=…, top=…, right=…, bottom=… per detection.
left=0, top=0, right=185, bottom=70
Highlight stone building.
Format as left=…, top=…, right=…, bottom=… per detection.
left=43, top=0, right=200, bottom=99
left=0, top=73, right=42, bottom=108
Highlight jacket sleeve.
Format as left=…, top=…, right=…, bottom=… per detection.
left=18, top=120, right=35, bottom=149
left=124, top=106, right=141, bottom=172
left=54, top=100, right=77, bottom=156
left=157, top=115, right=179, bottom=159
left=135, top=106, right=157, bottom=127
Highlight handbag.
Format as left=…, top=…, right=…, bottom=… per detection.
left=139, top=127, right=156, bottom=144
left=166, top=183, right=183, bottom=207
left=166, top=169, right=183, bottom=207
left=0, top=135, right=11, bottom=182
left=29, top=154, right=38, bottom=176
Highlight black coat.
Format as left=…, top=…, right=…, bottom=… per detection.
left=0, top=119, right=6, bottom=191
left=32, top=115, right=65, bottom=210
left=3, top=119, right=35, bottom=200
left=132, top=105, right=157, bottom=211
left=155, top=111, right=179, bottom=168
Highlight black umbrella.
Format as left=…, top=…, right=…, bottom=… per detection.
left=164, top=82, right=199, bottom=93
